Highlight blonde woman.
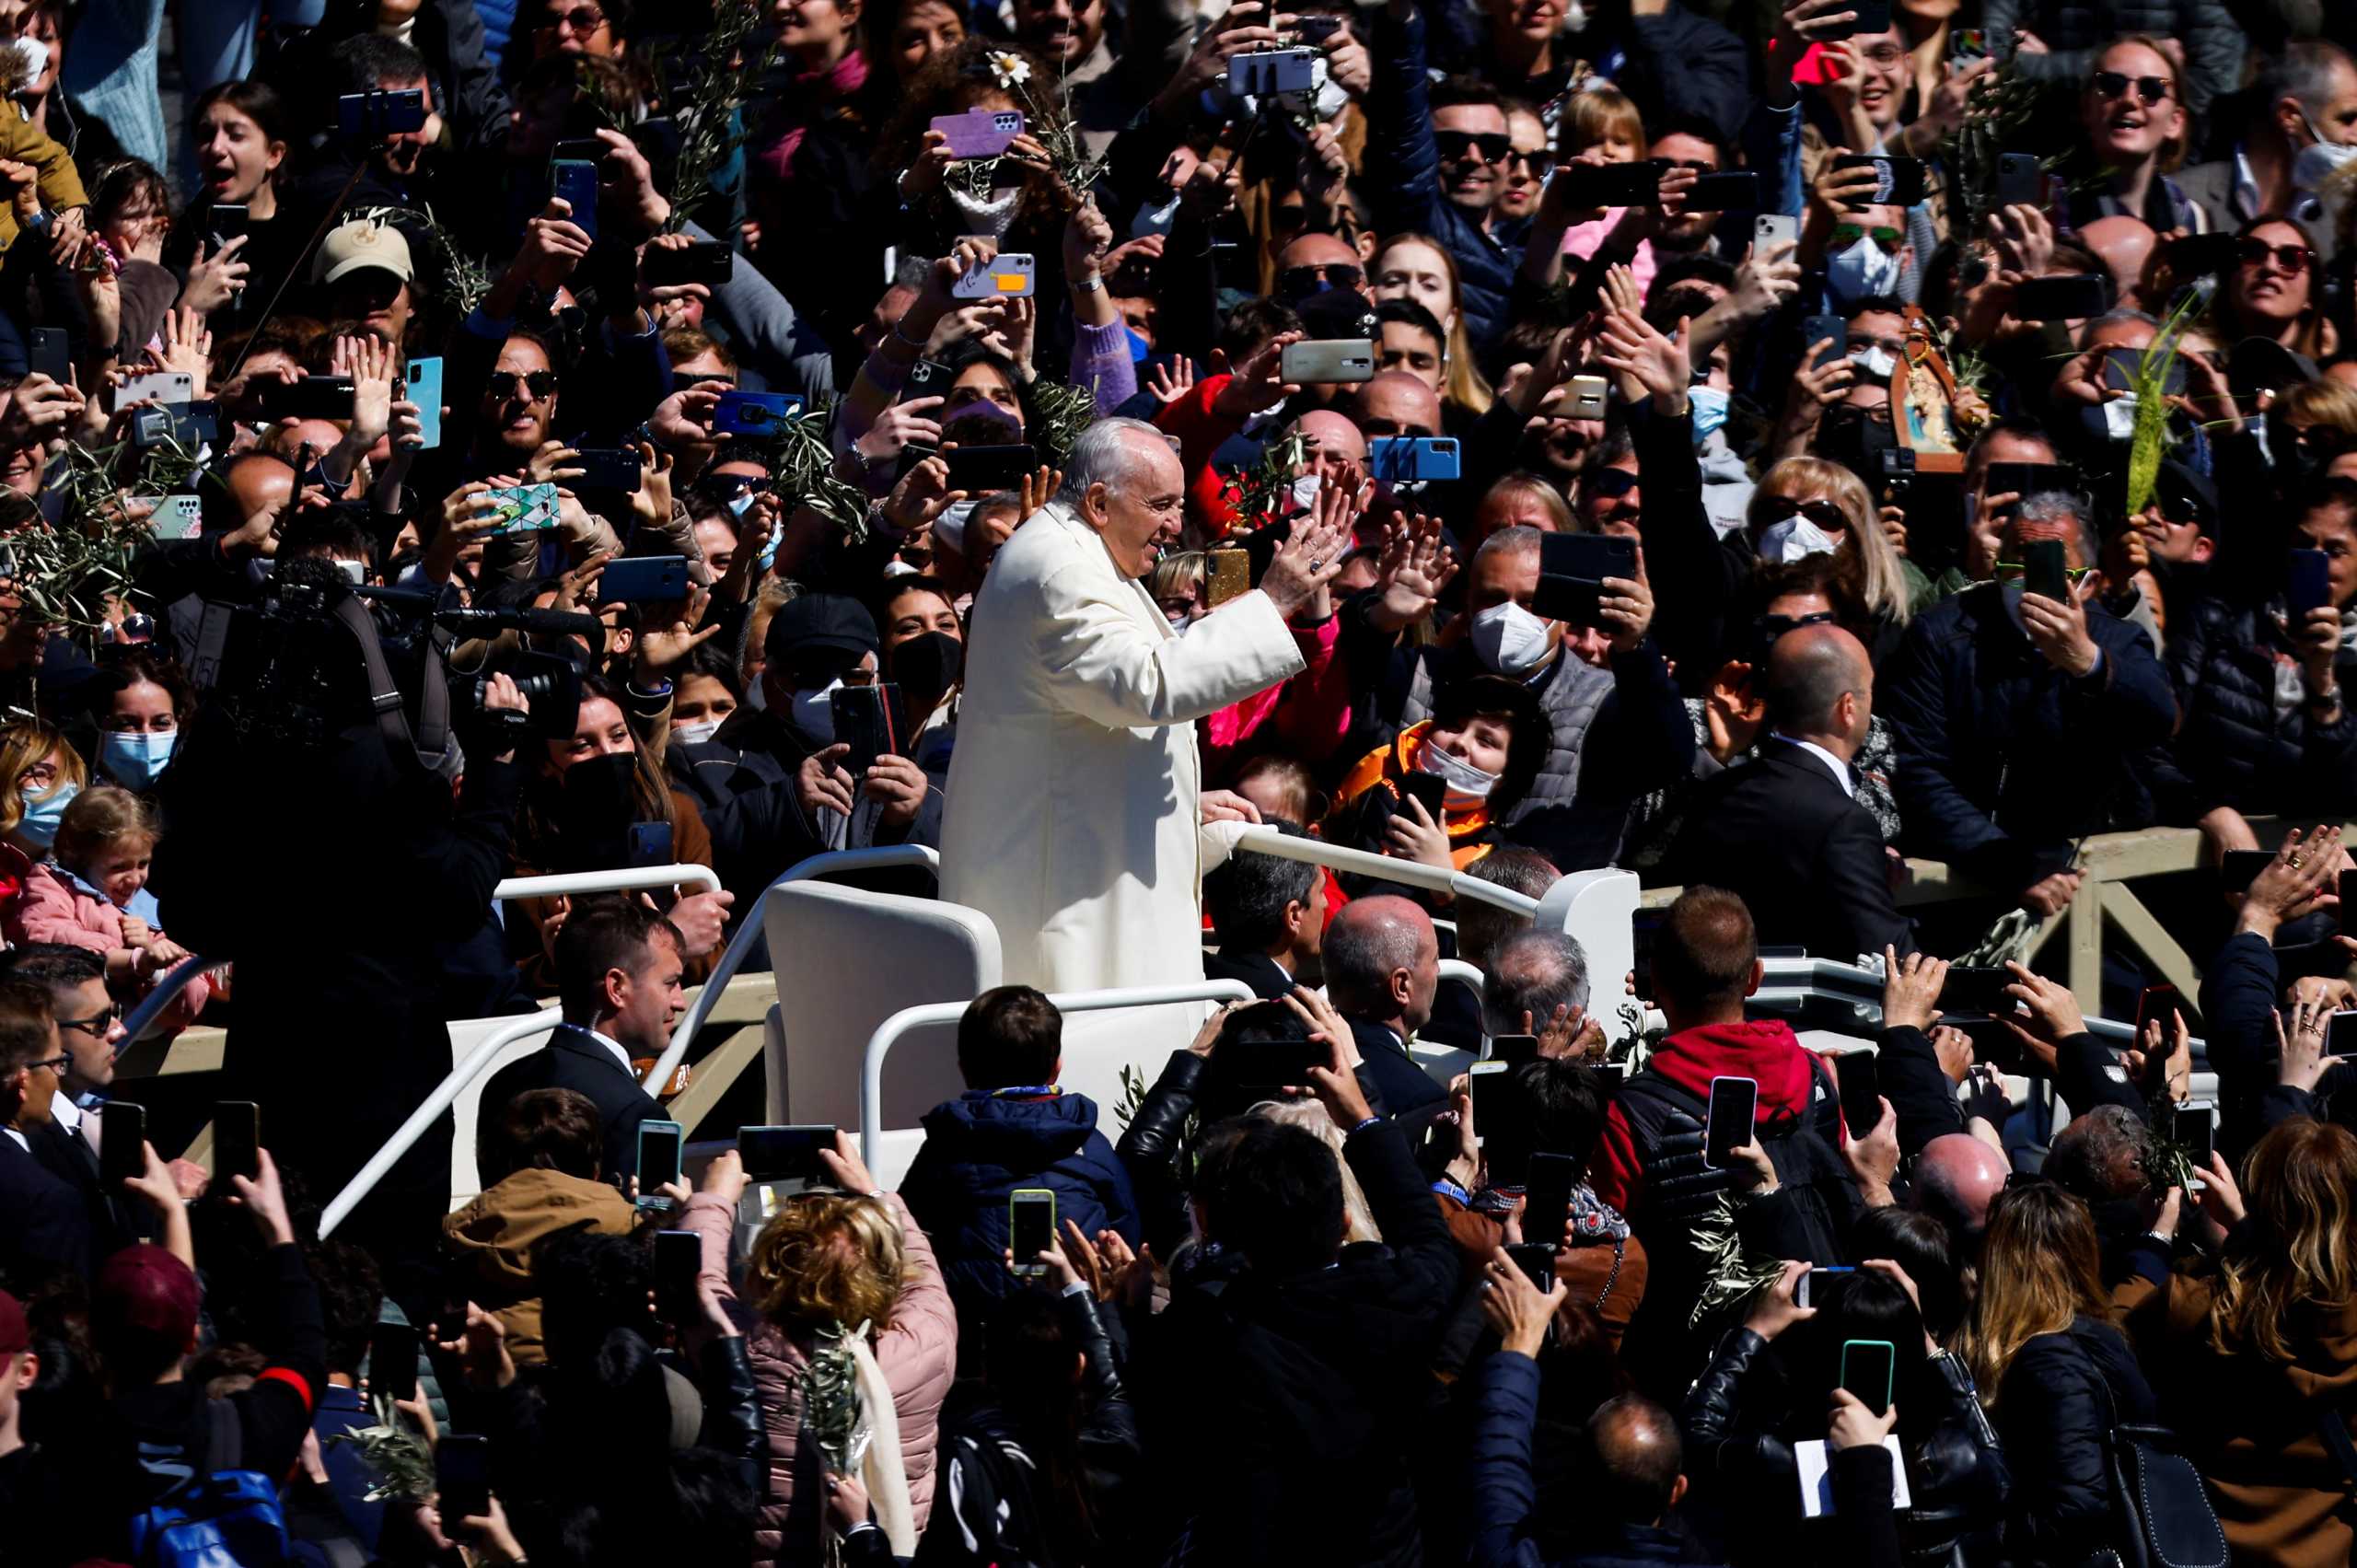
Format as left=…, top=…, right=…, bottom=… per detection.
left=1745, top=456, right=1922, bottom=647
left=1369, top=234, right=1494, bottom=415
left=1960, top=1183, right=2159, bottom=1567
left=685, top=1137, right=958, bottom=1566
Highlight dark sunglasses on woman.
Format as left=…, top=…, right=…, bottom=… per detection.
left=2236, top=238, right=2314, bottom=274
left=1759, top=496, right=1850, bottom=530
left=2091, top=70, right=2171, bottom=104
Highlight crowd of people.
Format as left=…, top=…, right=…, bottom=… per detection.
left=0, top=0, right=2350, bottom=1559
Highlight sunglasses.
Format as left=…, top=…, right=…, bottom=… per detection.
left=1504, top=146, right=1556, bottom=175
left=1830, top=224, right=1904, bottom=254
left=537, top=6, right=610, bottom=32
left=56, top=1007, right=121, bottom=1039
left=2236, top=238, right=2314, bottom=274
left=1761, top=496, right=1850, bottom=530
left=488, top=369, right=558, bottom=401
left=1278, top=262, right=1363, bottom=296
left=1758, top=609, right=1838, bottom=640
left=1435, top=131, right=1512, bottom=164
left=2092, top=70, right=2171, bottom=105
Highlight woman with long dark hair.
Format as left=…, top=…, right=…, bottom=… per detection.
left=167, top=80, right=305, bottom=335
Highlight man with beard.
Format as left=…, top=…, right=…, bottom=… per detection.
left=290, top=35, right=450, bottom=219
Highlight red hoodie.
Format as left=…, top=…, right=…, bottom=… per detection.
left=1589, top=1019, right=1844, bottom=1217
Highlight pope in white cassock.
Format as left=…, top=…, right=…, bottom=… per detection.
left=942, top=416, right=1351, bottom=995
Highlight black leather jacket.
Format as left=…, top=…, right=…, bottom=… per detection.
left=693, top=1335, right=772, bottom=1503
left=1682, top=1326, right=2010, bottom=1566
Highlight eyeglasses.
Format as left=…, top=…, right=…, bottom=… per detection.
left=1278, top=262, right=1363, bottom=296
left=1435, top=131, right=1512, bottom=164
left=1587, top=467, right=1639, bottom=498
left=488, top=369, right=559, bottom=401
left=1830, top=224, right=1904, bottom=255
left=55, top=1007, right=121, bottom=1039
left=2236, top=238, right=2314, bottom=274
left=2092, top=70, right=2171, bottom=105
left=1758, top=610, right=1838, bottom=639
left=1504, top=146, right=1556, bottom=176
left=1761, top=496, right=1850, bottom=530
left=1860, top=43, right=1906, bottom=65
left=22, top=1053, right=68, bottom=1075
left=537, top=6, right=610, bottom=33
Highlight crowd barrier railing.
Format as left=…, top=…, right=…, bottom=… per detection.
left=492, top=863, right=721, bottom=902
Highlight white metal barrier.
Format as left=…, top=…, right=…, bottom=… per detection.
left=1230, top=827, right=1539, bottom=914
left=119, top=953, right=220, bottom=1046
left=640, top=844, right=942, bottom=1093
left=319, top=1010, right=567, bottom=1238
left=860, top=980, right=1254, bottom=1161
left=492, top=863, right=720, bottom=900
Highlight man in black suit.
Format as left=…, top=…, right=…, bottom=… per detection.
left=0, top=981, right=87, bottom=1285
left=1666, top=623, right=1911, bottom=963
left=1202, top=822, right=1327, bottom=1001
left=479, top=898, right=685, bottom=1189
left=1321, top=896, right=1448, bottom=1116
left=1, top=947, right=134, bottom=1263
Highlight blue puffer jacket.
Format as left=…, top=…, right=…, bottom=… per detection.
left=899, top=1091, right=1141, bottom=1353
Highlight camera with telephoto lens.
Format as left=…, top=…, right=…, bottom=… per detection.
left=463, top=647, right=581, bottom=741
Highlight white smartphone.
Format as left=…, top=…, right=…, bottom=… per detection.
left=114, top=370, right=194, bottom=411
left=1754, top=212, right=1798, bottom=251
left=1566, top=374, right=1609, bottom=420
left=1280, top=338, right=1377, bottom=384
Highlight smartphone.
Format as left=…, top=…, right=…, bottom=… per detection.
left=436, top=1434, right=492, bottom=1523
left=573, top=447, right=644, bottom=493
left=1505, top=1241, right=1556, bottom=1291
left=1226, top=46, right=1318, bottom=97
left=486, top=482, right=563, bottom=534
left=2023, top=537, right=2069, bottom=602
left=943, top=442, right=1040, bottom=491
left=2328, top=1009, right=2357, bottom=1059
left=2291, top=548, right=2333, bottom=618
left=549, top=135, right=610, bottom=167
left=337, top=87, right=427, bottom=137
left=1368, top=436, right=1462, bottom=483
left=710, top=389, right=804, bottom=437
left=207, top=203, right=250, bottom=251
left=1594, top=1061, right=1628, bottom=1090
left=1469, top=1058, right=1511, bottom=1136
left=101, top=1100, right=145, bottom=1189
left=737, top=1124, right=836, bottom=1181
left=1832, top=1051, right=1880, bottom=1133
left=369, top=1322, right=418, bottom=1404
left=551, top=158, right=600, bottom=239
left=1398, top=769, right=1449, bottom=823
left=150, top=494, right=203, bottom=540
left=1840, top=1338, right=1898, bottom=1416
left=1280, top=338, right=1376, bottom=383
left=903, top=359, right=954, bottom=401
left=1801, top=315, right=1849, bottom=370
left=1201, top=546, right=1248, bottom=608
left=830, top=682, right=902, bottom=774
left=636, top=1119, right=683, bottom=1202
left=213, top=1100, right=260, bottom=1184
left=656, top=1228, right=702, bottom=1321
left=2011, top=273, right=2110, bottom=321
left=1986, top=460, right=2074, bottom=502
left=2170, top=231, right=2239, bottom=277
left=1293, top=13, right=1344, bottom=42
left=1796, top=1263, right=1854, bottom=1310
left=1702, top=1074, right=1758, bottom=1169
left=1557, top=159, right=1664, bottom=209
left=1844, top=0, right=1891, bottom=32
left=627, top=820, right=673, bottom=867
left=133, top=401, right=216, bottom=450
left=258, top=375, right=356, bottom=421
left=1565, top=374, right=1609, bottom=420
left=1524, top=1151, right=1577, bottom=1246
left=1631, top=907, right=1666, bottom=1002
left=1940, top=966, right=2017, bottom=1016
left=598, top=555, right=689, bottom=603
left=1994, top=151, right=2043, bottom=209
left=931, top=107, right=1026, bottom=159
left=641, top=240, right=734, bottom=286
left=27, top=327, right=66, bottom=384
left=115, top=369, right=194, bottom=411
left=1949, top=26, right=1987, bottom=62
left=1831, top=154, right=1926, bottom=208
left=1683, top=170, right=1761, bottom=213
left=1536, top=532, right=1638, bottom=625
left=1228, top=1033, right=1328, bottom=1089
left=1010, top=1189, right=1056, bottom=1276
left=2133, top=984, right=2179, bottom=1046
left=1489, top=1033, right=1540, bottom=1067
left=950, top=252, right=1037, bottom=300
left=2173, top=1101, right=2215, bottom=1171
left=1754, top=212, right=1798, bottom=252
left=404, top=356, right=443, bottom=450
left=2220, top=849, right=2276, bottom=894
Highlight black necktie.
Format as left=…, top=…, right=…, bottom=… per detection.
left=62, top=1119, right=99, bottom=1179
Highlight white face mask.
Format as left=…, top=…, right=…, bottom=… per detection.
left=1290, top=471, right=1323, bottom=516
left=1849, top=345, right=1898, bottom=380
left=1417, top=741, right=1496, bottom=803
left=1827, top=234, right=1903, bottom=304
left=1469, top=600, right=1553, bottom=676
left=9, top=36, right=47, bottom=87
left=673, top=718, right=723, bottom=747
left=789, top=679, right=842, bottom=742
left=2294, top=111, right=2357, bottom=191
left=1759, top=515, right=1841, bottom=563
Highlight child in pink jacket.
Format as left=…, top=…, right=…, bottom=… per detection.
left=6, top=784, right=212, bottom=1027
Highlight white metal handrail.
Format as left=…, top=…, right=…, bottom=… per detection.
left=118, top=953, right=220, bottom=1047
left=1438, top=958, right=1482, bottom=989
left=1230, top=827, right=1541, bottom=915
left=319, top=1010, right=567, bottom=1237
left=639, top=844, right=943, bottom=1092
left=493, top=864, right=721, bottom=900
left=860, top=980, right=1253, bottom=1159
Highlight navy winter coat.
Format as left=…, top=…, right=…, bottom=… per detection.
left=2154, top=593, right=2357, bottom=819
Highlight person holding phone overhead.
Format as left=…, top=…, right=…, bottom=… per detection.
left=943, top=417, right=1345, bottom=1009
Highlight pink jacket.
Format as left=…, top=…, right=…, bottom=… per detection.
left=1203, top=611, right=1353, bottom=781
left=6, top=864, right=213, bottom=1023
left=684, top=1190, right=958, bottom=1567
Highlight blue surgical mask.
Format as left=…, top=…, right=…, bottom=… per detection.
left=1689, top=386, right=1732, bottom=443
left=100, top=731, right=175, bottom=790
left=1126, top=328, right=1153, bottom=364
left=1828, top=234, right=1903, bottom=305
left=16, top=783, right=75, bottom=852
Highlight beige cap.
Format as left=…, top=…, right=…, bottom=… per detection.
left=314, top=218, right=414, bottom=286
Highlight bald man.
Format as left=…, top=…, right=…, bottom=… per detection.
left=2079, top=215, right=2159, bottom=314
left=1663, top=623, right=1912, bottom=962
left=1320, top=895, right=1447, bottom=1115
left=1912, top=1132, right=2009, bottom=1238
left=1351, top=372, right=1446, bottom=441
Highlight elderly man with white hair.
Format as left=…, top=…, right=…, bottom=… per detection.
left=943, top=417, right=1351, bottom=994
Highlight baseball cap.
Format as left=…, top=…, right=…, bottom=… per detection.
left=314, top=219, right=415, bottom=287
left=763, top=594, right=878, bottom=668
left=0, top=1289, right=26, bottom=1356
left=93, top=1243, right=201, bottom=1353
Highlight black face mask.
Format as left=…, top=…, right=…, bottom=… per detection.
left=890, top=631, right=964, bottom=710
left=1814, top=405, right=1895, bottom=486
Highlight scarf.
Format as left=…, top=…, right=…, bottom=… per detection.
left=753, top=51, right=868, bottom=187
left=802, top=1318, right=915, bottom=1562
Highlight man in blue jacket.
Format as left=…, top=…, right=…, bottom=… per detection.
left=900, top=986, right=1141, bottom=1367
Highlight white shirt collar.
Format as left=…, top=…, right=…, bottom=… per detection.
left=1770, top=733, right=1855, bottom=798
left=2, top=1126, right=24, bottom=1152
left=2233, top=141, right=2324, bottom=225
left=584, top=1028, right=634, bottom=1075
left=49, top=1094, right=79, bottom=1134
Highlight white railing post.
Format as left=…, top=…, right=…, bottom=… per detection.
left=319, top=1011, right=566, bottom=1238
left=492, top=864, right=720, bottom=901
left=1229, top=827, right=1541, bottom=915
left=860, top=980, right=1252, bottom=1161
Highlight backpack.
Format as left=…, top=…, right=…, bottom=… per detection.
left=2084, top=1336, right=2228, bottom=1568
left=127, top=1397, right=294, bottom=1568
